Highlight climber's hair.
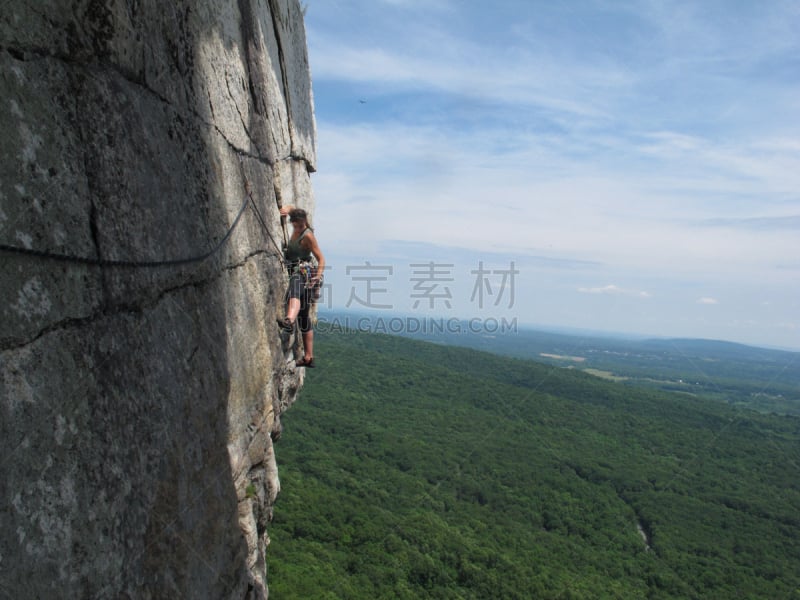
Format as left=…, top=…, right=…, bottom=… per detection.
left=289, top=208, right=312, bottom=229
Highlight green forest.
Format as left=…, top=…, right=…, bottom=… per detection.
left=320, top=313, right=800, bottom=416
left=266, top=330, right=800, bottom=599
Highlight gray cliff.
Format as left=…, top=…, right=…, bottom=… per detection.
left=0, top=1, right=315, bottom=597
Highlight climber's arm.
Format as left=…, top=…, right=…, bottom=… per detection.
left=303, top=232, right=325, bottom=280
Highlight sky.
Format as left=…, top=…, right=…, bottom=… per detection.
left=301, top=0, right=800, bottom=350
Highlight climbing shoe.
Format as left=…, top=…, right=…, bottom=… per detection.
left=295, top=357, right=315, bottom=368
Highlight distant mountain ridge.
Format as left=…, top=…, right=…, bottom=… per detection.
left=318, top=311, right=800, bottom=415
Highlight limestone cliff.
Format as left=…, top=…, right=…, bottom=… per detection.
left=0, top=1, right=314, bottom=597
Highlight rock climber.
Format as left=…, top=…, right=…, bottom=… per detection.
left=277, top=206, right=325, bottom=368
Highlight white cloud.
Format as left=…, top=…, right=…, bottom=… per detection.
left=305, top=1, right=800, bottom=348
left=376, top=0, right=453, bottom=9
left=308, top=9, right=635, bottom=123
left=578, top=285, right=651, bottom=299
left=316, top=119, right=799, bottom=282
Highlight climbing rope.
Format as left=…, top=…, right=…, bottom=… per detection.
left=236, top=154, right=290, bottom=269
left=0, top=193, right=251, bottom=268
left=1, top=158, right=296, bottom=272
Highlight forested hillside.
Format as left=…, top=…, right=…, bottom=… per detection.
left=321, top=314, right=799, bottom=416
left=267, top=331, right=800, bottom=599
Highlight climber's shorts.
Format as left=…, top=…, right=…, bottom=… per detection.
left=287, top=262, right=316, bottom=333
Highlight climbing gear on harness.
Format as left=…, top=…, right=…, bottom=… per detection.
left=287, top=259, right=322, bottom=303
left=295, top=260, right=314, bottom=280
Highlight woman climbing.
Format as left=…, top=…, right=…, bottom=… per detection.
left=277, top=206, right=325, bottom=368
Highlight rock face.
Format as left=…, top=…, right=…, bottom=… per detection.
left=0, top=1, right=314, bottom=597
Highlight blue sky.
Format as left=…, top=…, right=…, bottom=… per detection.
left=302, top=0, right=800, bottom=350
